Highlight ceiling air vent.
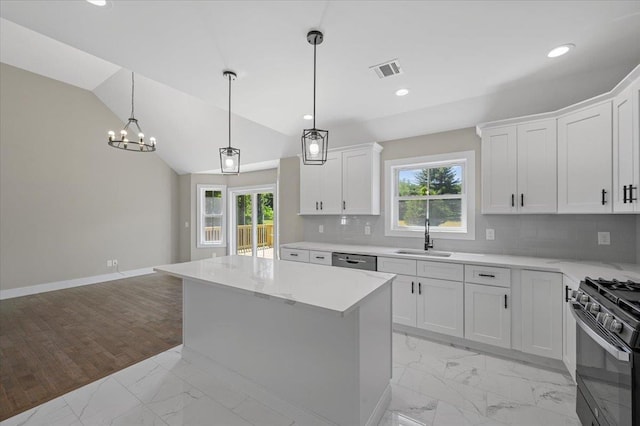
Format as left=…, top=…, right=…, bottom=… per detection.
left=370, top=59, right=403, bottom=79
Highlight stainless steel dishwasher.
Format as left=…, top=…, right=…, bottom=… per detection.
left=331, top=252, right=377, bottom=271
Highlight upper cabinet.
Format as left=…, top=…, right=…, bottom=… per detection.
left=478, top=64, right=640, bottom=215
left=299, top=143, right=382, bottom=215
left=557, top=102, right=612, bottom=213
left=481, top=120, right=556, bottom=214
left=613, top=78, right=640, bottom=213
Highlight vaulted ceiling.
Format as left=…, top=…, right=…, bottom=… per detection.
left=1, top=1, right=639, bottom=174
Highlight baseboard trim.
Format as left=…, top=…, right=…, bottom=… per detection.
left=0, top=267, right=156, bottom=300
left=366, top=384, right=391, bottom=426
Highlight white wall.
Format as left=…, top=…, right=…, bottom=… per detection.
left=0, top=63, right=180, bottom=291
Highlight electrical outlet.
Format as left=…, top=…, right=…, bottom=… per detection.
left=486, top=228, right=495, bottom=240
left=364, top=225, right=371, bottom=235
left=598, top=232, right=611, bottom=245
left=319, top=225, right=324, bottom=233
left=113, top=259, right=118, bottom=267
left=107, top=260, right=113, bottom=267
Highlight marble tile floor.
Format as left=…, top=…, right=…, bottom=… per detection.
left=1, top=332, right=580, bottom=426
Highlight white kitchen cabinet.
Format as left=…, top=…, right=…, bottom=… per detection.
left=299, top=143, right=382, bottom=215
left=392, top=274, right=417, bottom=326
left=280, top=248, right=310, bottom=262
left=481, top=121, right=556, bottom=214
left=299, top=152, right=341, bottom=214
left=481, top=126, right=517, bottom=213
left=613, top=78, right=640, bottom=213
left=464, top=283, right=511, bottom=349
left=563, top=275, right=579, bottom=382
left=417, top=278, right=464, bottom=338
left=309, top=250, right=332, bottom=265
left=557, top=102, right=612, bottom=213
left=520, top=270, right=563, bottom=359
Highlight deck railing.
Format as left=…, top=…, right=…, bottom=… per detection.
left=204, top=224, right=274, bottom=252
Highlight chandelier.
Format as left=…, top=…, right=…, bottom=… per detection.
left=219, top=70, right=241, bottom=174
left=301, top=30, right=328, bottom=165
left=107, top=72, right=156, bottom=152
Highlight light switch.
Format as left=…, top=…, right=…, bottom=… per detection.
left=486, top=228, right=495, bottom=240
left=598, top=232, right=610, bottom=245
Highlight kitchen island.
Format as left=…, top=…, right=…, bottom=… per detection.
left=155, top=255, right=395, bottom=426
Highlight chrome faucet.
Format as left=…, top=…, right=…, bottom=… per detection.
left=424, top=218, right=434, bottom=251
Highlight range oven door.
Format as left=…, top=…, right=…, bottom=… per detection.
left=571, top=302, right=634, bottom=426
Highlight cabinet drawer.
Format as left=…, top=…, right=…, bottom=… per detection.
left=417, top=261, right=464, bottom=281
left=377, top=257, right=417, bottom=275
left=464, top=264, right=511, bottom=287
left=309, top=250, right=331, bottom=265
left=280, top=248, right=310, bottom=263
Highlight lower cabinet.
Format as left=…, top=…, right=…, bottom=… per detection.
left=392, top=275, right=417, bottom=326
left=417, top=278, right=464, bottom=338
left=464, top=283, right=511, bottom=349
left=520, top=270, right=563, bottom=359
left=563, top=275, right=579, bottom=381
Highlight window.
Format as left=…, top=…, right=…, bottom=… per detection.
left=197, top=184, right=226, bottom=247
left=385, top=151, right=475, bottom=240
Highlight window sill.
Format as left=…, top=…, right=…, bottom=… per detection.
left=385, top=229, right=475, bottom=241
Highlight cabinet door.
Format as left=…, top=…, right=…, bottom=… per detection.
left=318, top=152, right=342, bottom=214
left=517, top=120, right=557, bottom=213
left=464, top=283, right=511, bottom=348
left=416, top=278, right=463, bottom=338
left=342, top=148, right=374, bottom=214
left=299, top=159, right=321, bottom=214
left=563, top=275, right=579, bottom=382
left=613, top=85, right=639, bottom=213
left=558, top=102, right=612, bottom=213
left=392, top=275, right=417, bottom=326
left=481, top=126, right=517, bottom=213
left=521, top=271, right=562, bottom=359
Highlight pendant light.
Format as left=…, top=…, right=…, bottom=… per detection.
left=219, top=71, right=241, bottom=174
left=107, top=72, right=156, bottom=152
left=301, top=30, right=328, bottom=165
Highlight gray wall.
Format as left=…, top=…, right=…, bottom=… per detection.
left=299, top=128, right=637, bottom=263
left=0, top=63, right=180, bottom=291
left=182, top=169, right=278, bottom=261
left=278, top=156, right=304, bottom=245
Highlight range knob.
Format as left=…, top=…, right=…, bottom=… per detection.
left=589, top=303, right=601, bottom=314
left=579, top=294, right=590, bottom=304
left=602, top=314, right=614, bottom=328
left=596, top=312, right=608, bottom=324
left=609, top=319, right=623, bottom=333
left=571, top=290, right=579, bottom=299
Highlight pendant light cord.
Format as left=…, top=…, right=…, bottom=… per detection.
left=228, top=74, right=232, bottom=149
left=313, top=38, right=317, bottom=129
left=130, top=72, right=135, bottom=119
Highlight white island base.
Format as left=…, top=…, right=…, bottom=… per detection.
left=156, top=257, right=393, bottom=426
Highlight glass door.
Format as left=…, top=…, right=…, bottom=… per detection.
left=229, top=185, right=276, bottom=259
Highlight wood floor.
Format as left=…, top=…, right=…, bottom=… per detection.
left=0, top=273, right=182, bottom=421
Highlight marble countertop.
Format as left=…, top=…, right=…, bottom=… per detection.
left=154, top=255, right=395, bottom=316
left=280, top=241, right=640, bottom=283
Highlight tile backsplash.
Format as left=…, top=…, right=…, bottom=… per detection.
left=303, top=213, right=638, bottom=263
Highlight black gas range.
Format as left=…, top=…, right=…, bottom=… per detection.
left=569, top=277, right=640, bottom=426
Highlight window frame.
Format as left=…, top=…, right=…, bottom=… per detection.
left=196, top=184, right=227, bottom=248
left=385, top=150, right=475, bottom=240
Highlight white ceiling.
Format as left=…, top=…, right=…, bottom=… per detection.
left=1, top=1, right=639, bottom=174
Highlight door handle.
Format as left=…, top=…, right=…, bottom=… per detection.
left=411, top=281, right=414, bottom=294
left=511, top=194, right=514, bottom=207
left=623, top=185, right=628, bottom=204
left=521, top=193, right=524, bottom=207
left=315, top=201, right=318, bottom=210
left=418, top=282, right=422, bottom=295
left=320, top=201, right=323, bottom=210
left=504, top=294, right=508, bottom=309
left=343, top=200, right=346, bottom=210
left=602, top=189, right=607, bottom=205
left=565, top=285, right=570, bottom=303
left=630, top=184, right=637, bottom=202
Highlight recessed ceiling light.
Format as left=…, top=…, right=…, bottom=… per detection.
left=395, top=89, right=409, bottom=97
left=86, top=0, right=107, bottom=6
left=303, top=114, right=313, bottom=120
left=547, top=44, right=575, bottom=58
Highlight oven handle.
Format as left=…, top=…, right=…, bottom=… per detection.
left=569, top=303, right=631, bottom=362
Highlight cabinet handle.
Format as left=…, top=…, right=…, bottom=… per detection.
left=623, top=185, right=628, bottom=204
left=602, top=189, right=607, bottom=205
left=478, top=273, right=495, bottom=278
left=290, top=253, right=298, bottom=257
left=630, top=185, right=637, bottom=202
left=418, top=282, right=422, bottom=295
left=320, top=201, right=323, bottom=210
left=565, top=285, right=570, bottom=303
left=343, top=200, right=346, bottom=210
left=521, top=194, right=524, bottom=207
left=504, top=294, right=508, bottom=309
left=511, top=194, right=515, bottom=207
left=315, top=201, right=318, bottom=210
left=315, top=256, right=324, bottom=260
left=411, top=281, right=414, bottom=294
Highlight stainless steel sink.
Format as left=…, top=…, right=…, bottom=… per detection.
left=394, top=249, right=452, bottom=258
